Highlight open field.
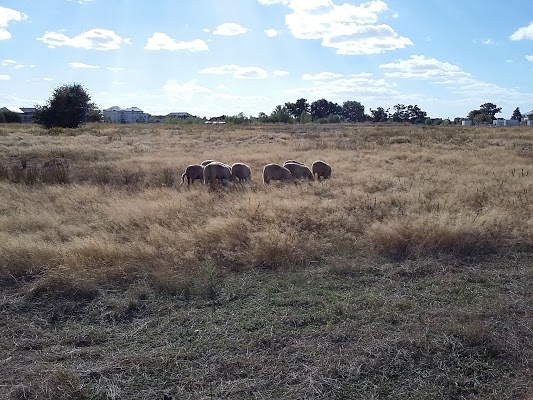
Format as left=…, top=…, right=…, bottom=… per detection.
left=0, top=123, right=532, bottom=399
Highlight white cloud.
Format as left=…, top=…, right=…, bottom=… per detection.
left=265, top=28, right=279, bottom=37
left=112, top=81, right=127, bottom=85
left=200, top=65, right=268, bottom=79
left=0, top=6, right=27, bottom=40
left=163, top=80, right=212, bottom=102
left=145, top=32, right=208, bottom=51
left=38, top=29, right=129, bottom=50
left=482, top=39, right=494, bottom=45
left=3, top=59, right=16, bottom=64
left=14, top=65, right=23, bottom=69
left=288, top=74, right=399, bottom=100
left=203, top=28, right=210, bottom=33
left=379, top=55, right=471, bottom=81
left=213, top=23, right=248, bottom=36
left=43, top=77, right=55, bottom=81
left=69, top=61, right=100, bottom=69
left=392, top=11, right=399, bottom=18
left=302, top=71, right=343, bottom=80
left=273, top=70, right=289, bottom=77
left=0, top=75, right=11, bottom=80
left=510, top=22, right=533, bottom=40
left=106, top=66, right=125, bottom=72
left=273, top=0, right=413, bottom=55
left=526, top=55, right=533, bottom=62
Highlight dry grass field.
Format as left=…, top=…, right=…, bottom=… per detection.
left=0, top=122, right=532, bottom=399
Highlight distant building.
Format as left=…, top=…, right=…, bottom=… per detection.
left=462, top=120, right=472, bottom=127
left=103, top=106, right=150, bottom=124
left=167, top=112, right=192, bottom=120
left=0, top=106, right=22, bottom=114
left=523, top=110, right=533, bottom=126
left=20, top=107, right=36, bottom=123
left=0, top=107, right=36, bottom=123
left=493, top=119, right=519, bottom=127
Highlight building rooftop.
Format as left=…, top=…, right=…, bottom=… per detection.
left=0, top=106, right=23, bottom=114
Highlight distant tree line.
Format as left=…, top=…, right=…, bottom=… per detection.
left=8, top=82, right=533, bottom=130
left=227, top=98, right=433, bottom=125
left=226, top=99, right=533, bottom=126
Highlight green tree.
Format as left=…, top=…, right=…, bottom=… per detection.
left=479, top=102, right=502, bottom=121
left=406, top=105, right=427, bottom=124
left=225, top=112, right=249, bottom=124
left=511, top=107, right=522, bottom=122
left=0, top=112, right=5, bottom=123
left=85, top=102, right=103, bottom=123
left=257, top=112, right=269, bottom=123
left=285, top=98, right=310, bottom=119
left=392, top=104, right=409, bottom=123
left=370, top=107, right=389, bottom=122
left=34, top=83, right=93, bottom=129
left=472, top=114, right=485, bottom=125
left=341, top=101, right=365, bottom=122
left=310, top=99, right=341, bottom=121
left=270, top=105, right=291, bottom=123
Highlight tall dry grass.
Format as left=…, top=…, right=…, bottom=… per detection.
left=1, top=123, right=533, bottom=297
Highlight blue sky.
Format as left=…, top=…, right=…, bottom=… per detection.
left=1, top=0, right=533, bottom=119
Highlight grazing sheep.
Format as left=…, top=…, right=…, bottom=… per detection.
left=262, top=163, right=293, bottom=184
left=312, top=160, right=332, bottom=180
left=203, top=162, right=233, bottom=185
left=181, top=164, right=204, bottom=185
left=283, top=160, right=305, bottom=166
left=284, top=162, right=314, bottom=181
left=231, top=162, right=252, bottom=183
left=201, top=159, right=217, bottom=167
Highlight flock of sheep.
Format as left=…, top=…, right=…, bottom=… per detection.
left=181, top=159, right=332, bottom=186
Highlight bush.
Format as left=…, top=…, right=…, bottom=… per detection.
left=327, top=114, right=341, bottom=123
left=1, top=111, right=22, bottom=123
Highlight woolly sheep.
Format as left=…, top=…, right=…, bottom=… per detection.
left=262, top=163, right=293, bottom=184
left=231, top=162, right=252, bottom=183
left=181, top=164, right=204, bottom=185
left=283, top=160, right=305, bottom=166
left=203, top=162, right=233, bottom=185
left=312, top=160, right=332, bottom=180
left=283, top=162, right=314, bottom=181
left=201, top=159, right=217, bottom=167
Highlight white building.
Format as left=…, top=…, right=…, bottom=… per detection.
left=462, top=120, right=472, bottom=127
left=493, top=119, right=519, bottom=127
left=103, top=106, right=150, bottom=124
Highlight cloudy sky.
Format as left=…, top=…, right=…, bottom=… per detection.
left=1, top=0, right=533, bottom=119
